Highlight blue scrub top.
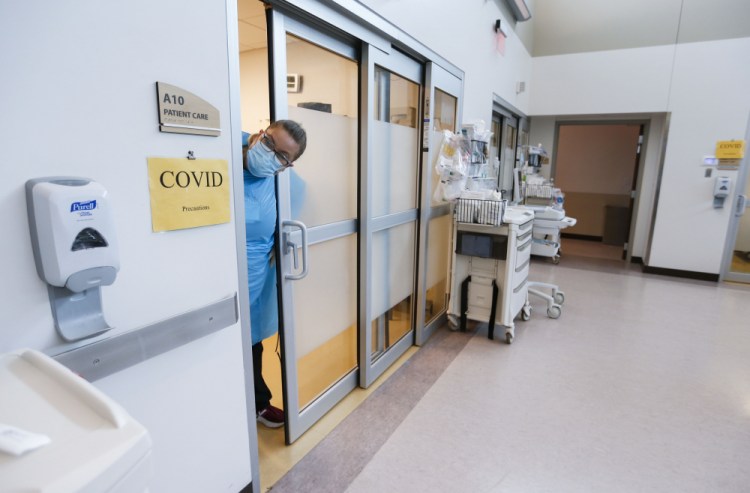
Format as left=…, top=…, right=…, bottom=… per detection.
left=244, top=168, right=279, bottom=344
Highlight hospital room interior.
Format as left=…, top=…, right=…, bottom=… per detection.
left=2, top=0, right=750, bottom=492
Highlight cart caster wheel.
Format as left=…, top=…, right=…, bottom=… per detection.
left=554, top=291, right=565, bottom=305
left=505, top=333, right=513, bottom=344
left=547, top=305, right=562, bottom=319
left=552, top=255, right=560, bottom=265
left=521, top=307, right=531, bottom=321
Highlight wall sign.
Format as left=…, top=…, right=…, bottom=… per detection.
left=147, top=157, right=230, bottom=232
left=715, top=140, right=745, bottom=170
left=156, top=82, right=221, bottom=137
left=715, top=140, right=745, bottom=159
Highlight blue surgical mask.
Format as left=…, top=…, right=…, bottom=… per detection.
left=246, top=141, right=283, bottom=177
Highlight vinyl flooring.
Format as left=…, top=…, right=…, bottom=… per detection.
left=260, top=248, right=750, bottom=493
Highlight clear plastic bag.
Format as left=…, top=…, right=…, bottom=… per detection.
left=433, top=130, right=470, bottom=202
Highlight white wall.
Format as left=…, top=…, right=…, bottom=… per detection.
left=530, top=37, right=750, bottom=273
left=359, top=0, right=533, bottom=123
left=0, top=1, right=251, bottom=490
left=240, top=48, right=271, bottom=132
left=650, top=38, right=750, bottom=272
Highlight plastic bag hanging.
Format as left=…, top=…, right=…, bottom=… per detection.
left=433, top=130, right=470, bottom=202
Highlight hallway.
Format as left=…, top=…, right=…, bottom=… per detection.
left=268, top=257, right=750, bottom=492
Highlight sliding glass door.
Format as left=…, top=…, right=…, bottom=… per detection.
left=359, top=45, right=423, bottom=387
left=268, top=12, right=360, bottom=443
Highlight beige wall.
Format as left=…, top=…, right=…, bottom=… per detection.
left=532, top=0, right=750, bottom=56
left=286, top=38, right=358, bottom=117
left=555, top=124, right=640, bottom=237
left=563, top=193, right=631, bottom=237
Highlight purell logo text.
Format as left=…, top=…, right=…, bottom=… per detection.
left=70, top=200, right=97, bottom=212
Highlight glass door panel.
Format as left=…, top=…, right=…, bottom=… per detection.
left=722, top=116, right=750, bottom=283
left=293, top=234, right=358, bottom=409
left=430, top=89, right=459, bottom=208
left=286, top=34, right=358, bottom=225
left=370, top=66, right=419, bottom=358
left=360, top=46, right=422, bottom=387
left=731, top=214, right=750, bottom=273
left=500, top=119, right=518, bottom=198
left=727, top=169, right=750, bottom=277
left=372, top=119, right=419, bottom=216
left=490, top=114, right=502, bottom=189
left=371, top=222, right=416, bottom=358
left=424, top=214, right=451, bottom=325
left=272, top=16, right=359, bottom=443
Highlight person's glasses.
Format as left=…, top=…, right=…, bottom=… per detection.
left=259, top=134, right=294, bottom=169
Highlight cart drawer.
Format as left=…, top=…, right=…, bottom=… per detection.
left=511, top=281, right=527, bottom=317
left=514, top=262, right=529, bottom=291
left=518, top=219, right=533, bottom=234
left=515, top=238, right=532, bottom=268
left=468, top=281, right=495, bottom=310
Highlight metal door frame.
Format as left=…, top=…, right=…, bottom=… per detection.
left=415, top=62, right=463, bottom=346
left=720, top=112, right=750, bottom=283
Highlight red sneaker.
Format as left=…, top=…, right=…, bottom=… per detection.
left=257, top=405, right=284, bottom=428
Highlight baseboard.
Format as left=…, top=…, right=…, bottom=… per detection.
left=561, top=233, right=603, bottom=242
left=630, top=256, right=644, bottom=265
left=642, top=265, right=719, bottom=282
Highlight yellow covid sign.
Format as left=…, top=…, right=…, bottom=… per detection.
left=147, top=157, right=230, bottom=232
left=715, top=140, right=745, bottom=159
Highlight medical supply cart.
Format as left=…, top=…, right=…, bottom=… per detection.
left=527, top=205, right=577, bottom=263
left=520, top=179, right=577, bottom=263
left=448, top=200, right=535, bottom=344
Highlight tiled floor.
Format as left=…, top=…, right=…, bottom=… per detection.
left=267, top=254, right=750, bottom=492
left=346, top=260, right=750, bottom=492
left=559, top=237, right=625, bottom=261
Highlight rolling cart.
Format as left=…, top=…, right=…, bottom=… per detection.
left=447, top=201, right=534, bottom=344
left=528, top=206, right=577, bottom=264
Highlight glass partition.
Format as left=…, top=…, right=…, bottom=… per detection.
left=430, top=89, right=458, bottom=207
left=284, top=34, right=359, bottom=410
left=370, top=222, right=416, bottom=358
left=424, top=214, right=451, bottom=325
left=372, top=67, right=420, bottom=217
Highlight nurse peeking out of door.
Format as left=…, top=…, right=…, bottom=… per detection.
left=243, top=120, right=307, bottom=428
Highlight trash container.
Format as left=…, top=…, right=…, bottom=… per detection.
left=0, top=349, right=152, bottom=492
left=603, top=205, right=629, bottom=246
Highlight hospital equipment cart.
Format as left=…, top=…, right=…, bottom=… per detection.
left=526, top=205, right=577, bottom=263
left=448, top=202, right=535, bottom=344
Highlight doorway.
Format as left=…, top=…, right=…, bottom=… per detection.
left=236, top=0, right=464, bottom=452
left=490, top=109, right=520, bottom=201
left=553, top=123, right=643, bottom=261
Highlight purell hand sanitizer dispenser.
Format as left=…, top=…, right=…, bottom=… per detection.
left=26, top=177, right=119, bottom=341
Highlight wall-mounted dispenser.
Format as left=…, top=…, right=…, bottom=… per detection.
left=713, top=176, right=731, bottom=209
left=26, top=177, right=119, bottom=341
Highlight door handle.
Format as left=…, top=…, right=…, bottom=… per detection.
left=282, top=220, right=309, bottom=280
left=736, top=195, right=747, bottom=217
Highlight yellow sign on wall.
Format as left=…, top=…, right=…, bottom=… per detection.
left=147, top=157, right=230, bottom=232
left=715, top=140, right=746, bottom=159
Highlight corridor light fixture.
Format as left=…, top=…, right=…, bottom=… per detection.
left=505, top=0, right=531, bottom=22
